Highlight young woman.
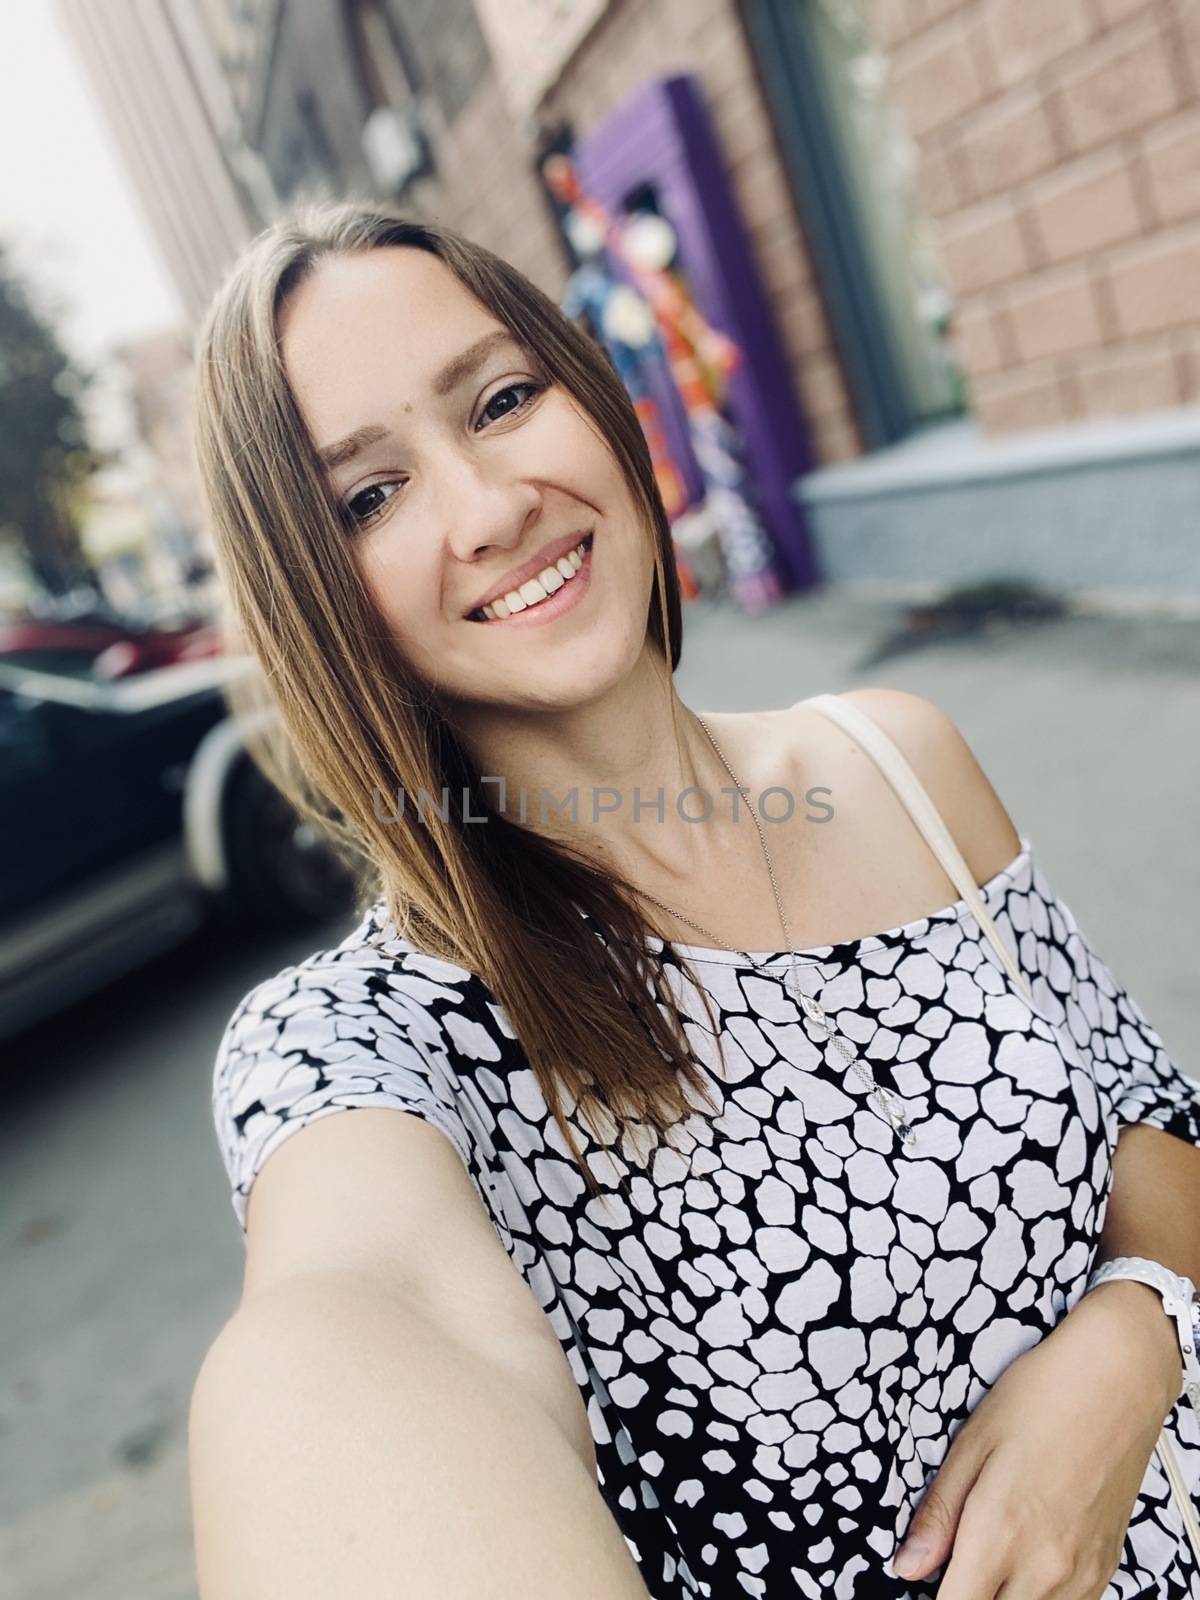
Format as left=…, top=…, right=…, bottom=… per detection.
left=189, top=201, right=1200, bottom=1600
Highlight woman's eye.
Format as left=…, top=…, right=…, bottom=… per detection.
left=477, top=381, right=542, bottom=429
left=340, top=384, right=542, bottom=526
left=345, top=480, right=402, bottom=527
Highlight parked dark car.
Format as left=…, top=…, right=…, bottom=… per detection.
left=0, top=654, right=362, bottom=1041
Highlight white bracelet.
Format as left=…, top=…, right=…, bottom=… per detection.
left=1085, top=1255, right=1200, bottom=1410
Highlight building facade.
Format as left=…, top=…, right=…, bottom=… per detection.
left=72, top=0, right=1200, bottom=598
left=59, top=0, right=265, bottom=321
left=878, top=0, right=1200, bottom=435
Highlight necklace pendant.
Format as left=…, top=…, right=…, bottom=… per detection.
left=872, top=1088, right=916, bottom=1148
left=792, top=984, right=826, bottom=1025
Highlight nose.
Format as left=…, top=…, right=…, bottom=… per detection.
left=437, top=446, right=542, bottom=567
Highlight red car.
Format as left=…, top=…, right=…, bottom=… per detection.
left=0, top=615, right=223, bottom=680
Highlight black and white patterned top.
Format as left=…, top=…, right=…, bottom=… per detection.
left=212, top=833, right=1200, bottom=1598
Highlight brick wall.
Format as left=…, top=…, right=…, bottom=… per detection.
left=872, top=0, right=1200, bottom=433
left=419, top=0, right=863, bottom=464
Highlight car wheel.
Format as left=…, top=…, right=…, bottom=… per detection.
left=220, top=757, right=361, bottom=930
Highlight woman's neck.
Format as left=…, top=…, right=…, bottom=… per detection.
left=447, top=652, right=741, bottom=883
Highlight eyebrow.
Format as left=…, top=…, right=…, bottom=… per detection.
left=316, top=329, right=522, bottom=471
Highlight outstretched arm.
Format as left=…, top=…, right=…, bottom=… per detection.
left=192, top=1108, right=654, bottom=1599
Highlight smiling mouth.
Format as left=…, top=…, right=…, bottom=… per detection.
left=466, top=533, right=594, bottom=621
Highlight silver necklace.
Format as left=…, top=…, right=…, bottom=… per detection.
left=634, top=715, right=917, bottom=1148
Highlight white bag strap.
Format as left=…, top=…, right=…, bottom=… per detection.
left=800, top=692, right=1200, bottom=1566
left=800, top=694, right=1030, bottom=998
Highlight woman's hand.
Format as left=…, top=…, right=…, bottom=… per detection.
left=890, top=1281, right=1184, bottom=1598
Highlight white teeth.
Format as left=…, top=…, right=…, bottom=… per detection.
left=477, top=537, right=589, bottom=619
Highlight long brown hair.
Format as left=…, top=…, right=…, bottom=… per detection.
left=192, top=199, right=725, bottom=1196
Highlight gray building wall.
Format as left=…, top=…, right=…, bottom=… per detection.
left=244, top=0, right=491, bottom=205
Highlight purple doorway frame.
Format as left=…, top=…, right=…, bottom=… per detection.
left=575, top=73, right=819, bottom=590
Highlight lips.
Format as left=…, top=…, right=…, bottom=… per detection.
left=466, top=532, right=593, bottom=621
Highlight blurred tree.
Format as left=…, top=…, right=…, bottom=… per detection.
left=0, top=248, right=99, bottom=597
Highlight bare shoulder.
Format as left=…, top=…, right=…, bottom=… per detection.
left=806, top=687, right=1023, bottom=884
left=833, top=686, right=976, bottom=772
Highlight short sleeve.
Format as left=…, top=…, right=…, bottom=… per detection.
left=212, top=958, right=479, bottom=1236
left=1027, top=869, right=1200, bottom=1149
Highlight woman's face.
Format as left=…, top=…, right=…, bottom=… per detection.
left=278, top=246, right=657, bottom=715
